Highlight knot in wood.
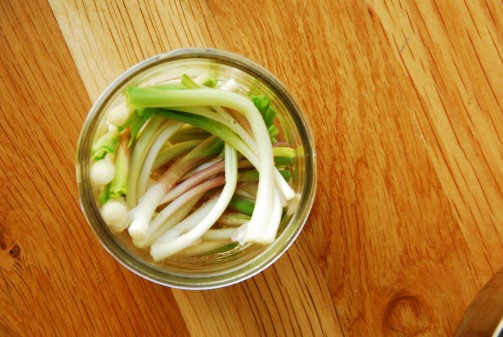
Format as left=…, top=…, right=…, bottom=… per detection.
left=383, top=294, right=431, bottom=336
left=8, top=244, right=21, bottom=258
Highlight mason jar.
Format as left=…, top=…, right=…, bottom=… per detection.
left=76, top=48, right=317, bottom=289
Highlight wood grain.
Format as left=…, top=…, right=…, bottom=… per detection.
left=1, top=0, right=501, bottom=336
left=0, top=1, right=189, bottom=336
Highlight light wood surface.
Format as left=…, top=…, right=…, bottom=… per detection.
left=1, top=0, right=501, bottom=336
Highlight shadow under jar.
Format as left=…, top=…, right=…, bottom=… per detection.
left=76, top=48, right=317, bottom=289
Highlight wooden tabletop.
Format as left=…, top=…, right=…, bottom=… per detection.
left=1, top=1, right=502, bottom=336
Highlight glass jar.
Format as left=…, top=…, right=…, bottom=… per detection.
left=76, top=48, right=317, bottom=289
